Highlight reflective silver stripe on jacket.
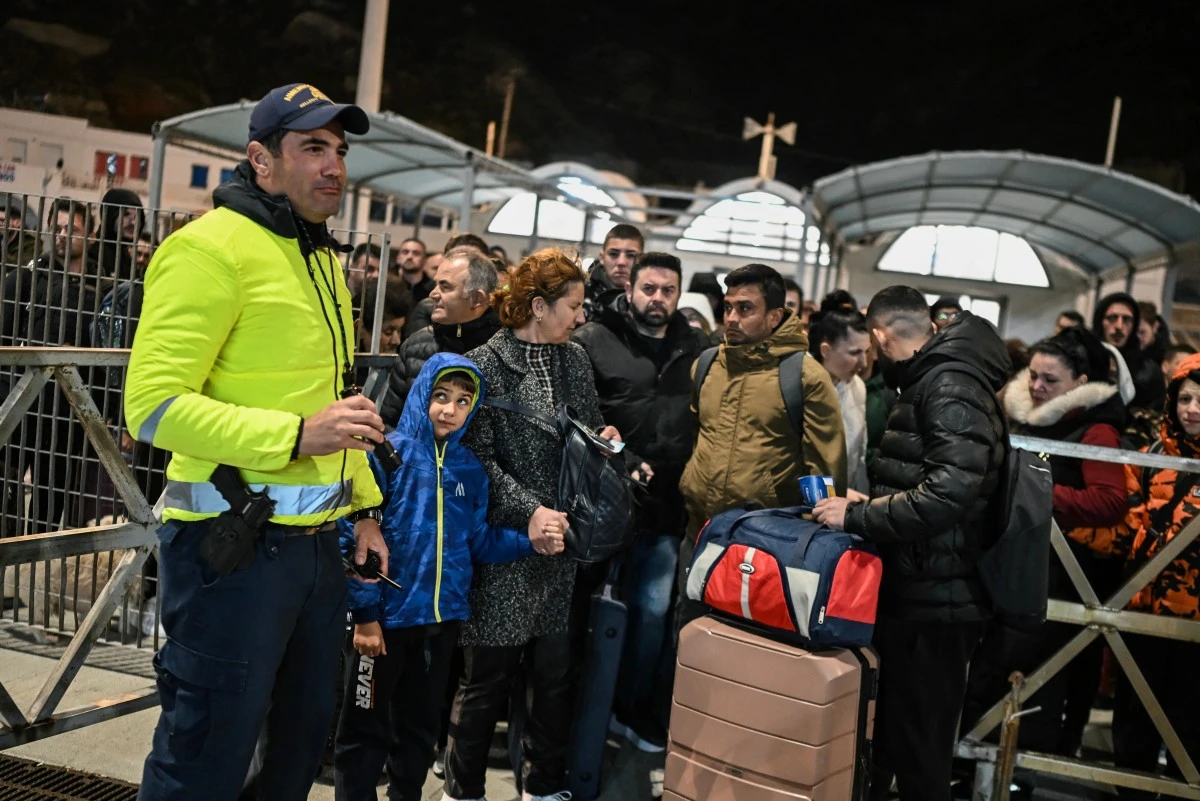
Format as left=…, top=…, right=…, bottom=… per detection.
left=160, top=478, right=353, bottom=516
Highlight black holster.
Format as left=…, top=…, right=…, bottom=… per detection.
left=198, top=464, right=276, bottom=577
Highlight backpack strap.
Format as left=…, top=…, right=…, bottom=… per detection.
left=778, top=351, right=806, bottom=437
left=692, top=346, right=719, bottom=403
left=692, top=345, right=805, bottom=437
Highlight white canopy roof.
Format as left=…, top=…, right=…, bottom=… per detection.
left=813, top=151, right=1200, bottom=275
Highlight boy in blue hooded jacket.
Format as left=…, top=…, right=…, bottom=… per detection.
left=333, top=352, right=559, bottom=801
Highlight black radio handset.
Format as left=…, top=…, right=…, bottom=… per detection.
left=295, top=216, right=401, bottom=472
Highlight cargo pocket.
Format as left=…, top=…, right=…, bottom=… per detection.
left=154, top=639, right=248, bottom=761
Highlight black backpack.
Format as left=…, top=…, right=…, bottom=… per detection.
left=484, top=399, right=634, bottom=564
left=692, top=346, right=806, bottom=434
left=916, top=363, right=1054, bottom=629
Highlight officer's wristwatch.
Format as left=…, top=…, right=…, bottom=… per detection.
left=347, top=507, right=383, bottom=525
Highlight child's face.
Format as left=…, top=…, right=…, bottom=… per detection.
left=428, top=380, right=475, bottom=439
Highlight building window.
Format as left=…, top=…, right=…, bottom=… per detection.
left=369, top=198, right=387, bottom=222
left=39, top=143, right=63, bottom=171
left=8, top=139, right=27, bottom=163
left=190, top=164, right=209, bottom=189
left=879, top=225, right=1049, bottom=288
left=129, top=157, right=149, bottom=180
left=219, top=167, right=236, bottom=185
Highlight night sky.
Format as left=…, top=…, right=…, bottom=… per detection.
left=4, top=0, right=1199, bottom=192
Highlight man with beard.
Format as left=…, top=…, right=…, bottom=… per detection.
left=584, top=224, right=643, bottom=321
left=0, top=198, right=100, bottom=537
left=1092, top=292, right=1164, bottom=413
left=573, top=252, right=709, bottom=752
left=378, top=246, right=500, bottom=426
left=395, top=237, right=433, bottom=301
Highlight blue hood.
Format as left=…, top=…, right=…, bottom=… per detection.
left=396, top=352, right=486, bottom=449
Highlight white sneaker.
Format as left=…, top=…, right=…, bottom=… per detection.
left=607, top=713, right=665, bottom=753
left=650, top=768, right=665, bottom=799
left=522, top=792, right=572, bottom=801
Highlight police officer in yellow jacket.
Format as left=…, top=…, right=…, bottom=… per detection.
left=127, top=84, right=389, bottom=801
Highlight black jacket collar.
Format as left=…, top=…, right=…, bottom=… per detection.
left=212, top=160, right=348, bottom=256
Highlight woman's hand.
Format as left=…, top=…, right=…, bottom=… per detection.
left=529, top=505, right=568, bottom=556
left=353, top=622, right=386, bottom=657
left=597, top=426, right=621, bottom=443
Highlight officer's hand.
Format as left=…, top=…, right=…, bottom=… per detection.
left=353, top=622, right=386, bottom=657
left=299, top=395, right=385, bottom=456
left=353, top=518, right=389, bottom=581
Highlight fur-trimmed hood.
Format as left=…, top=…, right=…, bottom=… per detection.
left=1004, top=368, right=1121, bottom=428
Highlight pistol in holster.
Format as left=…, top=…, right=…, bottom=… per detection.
left=198, top=464, right=277, bottom=577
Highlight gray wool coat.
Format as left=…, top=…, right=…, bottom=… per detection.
left=460, top=328, right=605, bottom=647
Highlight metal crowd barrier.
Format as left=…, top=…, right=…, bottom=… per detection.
left=960, top=434, right=1200, bottom=800
left=0, top=191, right=406, bottom=747
left=0, top=350, right=395, bottom=748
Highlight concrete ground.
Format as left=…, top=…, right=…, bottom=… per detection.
left=1, top=635, right=662, bottom=801
left=1, top=623, right=1126, bottom=800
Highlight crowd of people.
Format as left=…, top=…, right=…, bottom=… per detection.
left=1, top=81, right=1199, bottom=801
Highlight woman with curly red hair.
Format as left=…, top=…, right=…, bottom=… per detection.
left=442, top=248, right=621, bottom=801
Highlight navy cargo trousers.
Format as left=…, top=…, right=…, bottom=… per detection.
left=138, top=518, right=348, bottom=801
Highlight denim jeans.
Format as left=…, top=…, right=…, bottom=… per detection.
left=614, top=534, right=679, bottom=732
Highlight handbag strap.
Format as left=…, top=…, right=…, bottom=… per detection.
left=484, top=396, right=560, bottom=432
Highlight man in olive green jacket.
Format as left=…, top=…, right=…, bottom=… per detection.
left=677, top=264, right=846, bottom=631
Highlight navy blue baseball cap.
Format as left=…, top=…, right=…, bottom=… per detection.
left=248, top=83, right=370, bottom=145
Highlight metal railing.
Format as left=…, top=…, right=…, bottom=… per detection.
left=0, top=191, right=404, bottom=747
left=960, top=434, right=1200, bottom=800
left=0, top=350, right=396, bottom=749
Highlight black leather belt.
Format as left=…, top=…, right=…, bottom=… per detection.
left=278, top=521, right=339, bottom=537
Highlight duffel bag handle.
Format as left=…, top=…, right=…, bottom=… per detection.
left=723, top=505, right=824, bottom=558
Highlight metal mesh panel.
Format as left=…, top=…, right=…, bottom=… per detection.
left=0, top=193, right=392, bottom=653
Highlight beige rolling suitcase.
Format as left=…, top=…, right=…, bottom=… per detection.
left=666, top=616, right=877, bottom=801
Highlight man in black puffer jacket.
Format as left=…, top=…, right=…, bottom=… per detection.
left=377, top=246, right=500, bottom=427
left=814, top=285, right=1010, bottom=801
left=572, top=252, right=708, bottom=750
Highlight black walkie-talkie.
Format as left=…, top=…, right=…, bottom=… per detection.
left=341, top=375, right=402, bottom=473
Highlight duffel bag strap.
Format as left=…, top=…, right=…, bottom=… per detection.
left=724, top=505, right=824, bottom=556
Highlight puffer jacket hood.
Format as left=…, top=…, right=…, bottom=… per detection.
left=1004, top=370, right=1122, bottom=430
left=213, top=160, right=347, bottom=256
left=899, top=311, right=1012, bottom=395
left=397, top=351, right=483, bottom=446
left=340, top=352, right=532, bottom=629
left=1160, top=352, right=1200, bottom=459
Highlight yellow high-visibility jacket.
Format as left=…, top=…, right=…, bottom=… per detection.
left=124, top=167, right=381, bottom=525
